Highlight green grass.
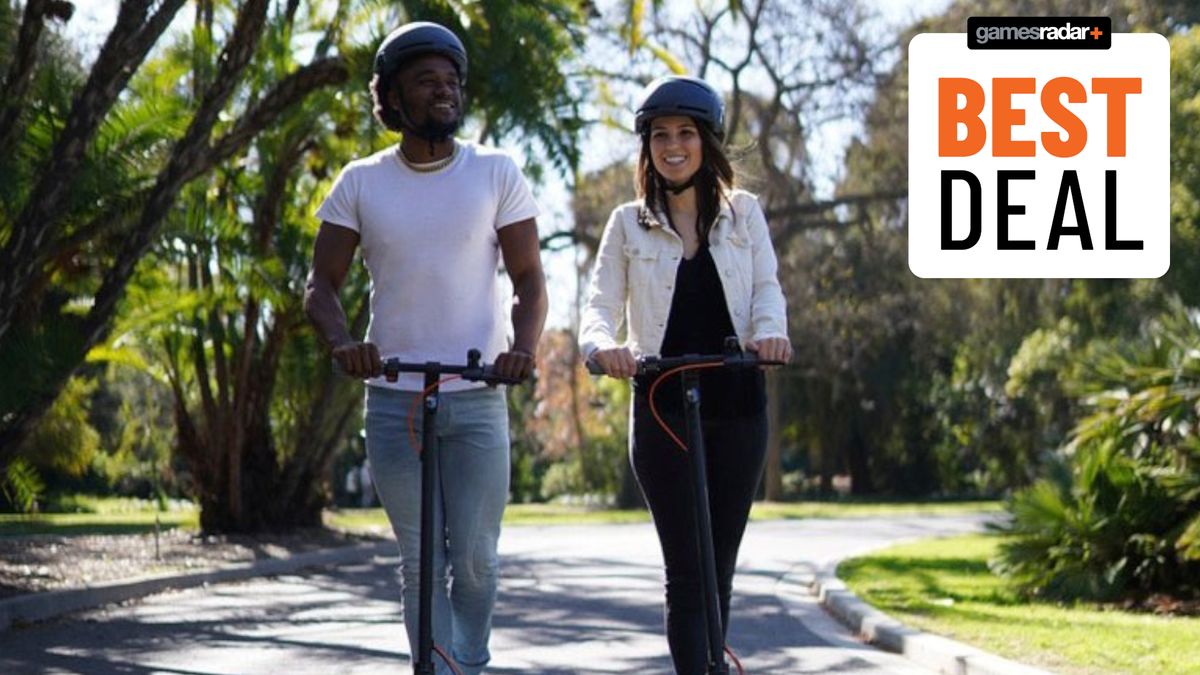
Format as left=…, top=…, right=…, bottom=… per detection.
left=749, top=499, right=1002, bottom=520
left=838, top=533, right=1200, bottom=675
left=0, top=496, right=200, bottom=536
left=326, top=499, right=1002, bottom=532
left=2, top=495, right=1001, bottom=537
left=326, top=503, right=652, bottom=532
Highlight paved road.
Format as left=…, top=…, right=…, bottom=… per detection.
left=0, top=515, right=989, bottom=674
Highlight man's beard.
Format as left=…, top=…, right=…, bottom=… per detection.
left=410, top=114, right=462, bottom=142
left=398, top=89, right=463, bottom=142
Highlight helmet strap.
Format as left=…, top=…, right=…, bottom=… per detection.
left=665, top=175, right=695, bottom=195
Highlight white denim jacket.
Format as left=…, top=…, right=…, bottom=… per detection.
left=580, top=189, right=788, bottom=359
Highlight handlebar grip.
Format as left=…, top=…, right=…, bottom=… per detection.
left=585, top=359, right=605, bottom=376
left=477, top=366, right=524, bottom=386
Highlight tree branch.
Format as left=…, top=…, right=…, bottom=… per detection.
left=82, top=0, right=271, bottom=348
left=0, top=0, right=75, bottom=157
left=0, top=0, right=187, bottom=343
left=202, top=57, right=348, bottom=181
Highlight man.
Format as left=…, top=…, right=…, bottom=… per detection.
left=304, top=21, right=547, bottom=674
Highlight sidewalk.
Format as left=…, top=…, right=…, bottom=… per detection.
left=0, top=540, right=393, bottom=632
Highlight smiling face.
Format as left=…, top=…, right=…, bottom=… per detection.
left=389, top=54, right=463, bottom=133
left=648, top=115, right=703, bottom=187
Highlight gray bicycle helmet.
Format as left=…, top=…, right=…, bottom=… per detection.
left=634, top=76, right=725, bottom=140
left=374, top=21, right=468, bottom=83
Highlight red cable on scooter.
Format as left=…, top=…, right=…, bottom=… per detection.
left=402, top=374, right=466, bottom=675
left=407, top=375, right=462, bottom=455
left=432, top=645, right=465, bottom=675
left=725, top=645, right=746, bottom=675
left=646, top=362, right=722, bottom=452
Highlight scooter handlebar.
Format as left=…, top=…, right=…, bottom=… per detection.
left=585, top=351, right=784, bottom=377
left=332, top=348, right=526, bottom=386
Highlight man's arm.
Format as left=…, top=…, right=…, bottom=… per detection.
left=304, top=222, right=381, bottom=378
left=495, top=218, right=547, bottom=381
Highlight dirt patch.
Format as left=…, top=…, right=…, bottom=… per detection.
left=0, top=528, right=390, bottom=600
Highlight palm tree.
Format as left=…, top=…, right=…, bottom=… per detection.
left=0, top=0, right=349, bottom=465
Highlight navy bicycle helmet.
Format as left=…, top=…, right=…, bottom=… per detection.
left=634, top=76, right=725, bottom=140
left=375, top=22, right=468, bottom=83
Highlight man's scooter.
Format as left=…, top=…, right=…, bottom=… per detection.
left=587, top=337, right=783, bottom=675
left=341, top=349, right=522, bottom=675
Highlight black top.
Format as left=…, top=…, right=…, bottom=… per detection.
left=636, top=243, right=765, bottom=418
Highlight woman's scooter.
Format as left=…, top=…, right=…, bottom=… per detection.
left=588, top=337, right=782, bottom=675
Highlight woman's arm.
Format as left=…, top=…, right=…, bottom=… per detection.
left=744, top=197, right=792, bottom=362
left=579, top=208, right=630, bottom=360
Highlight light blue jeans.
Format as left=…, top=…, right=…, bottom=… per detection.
left=365, top=385, right=510, bottom=675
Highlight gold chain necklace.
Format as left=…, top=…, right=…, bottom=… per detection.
left=397, top=141, right=457, bottom=173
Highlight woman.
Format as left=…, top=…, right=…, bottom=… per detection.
left=579, top=76, right=791, bottom=673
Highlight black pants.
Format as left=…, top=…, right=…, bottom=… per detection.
left=631, top=387, right=768, bottom=674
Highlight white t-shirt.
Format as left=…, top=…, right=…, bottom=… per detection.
left=316, top=141, right=540, bottom=392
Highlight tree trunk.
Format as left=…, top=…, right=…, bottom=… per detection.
left=846, top=412, right=873, bottom=496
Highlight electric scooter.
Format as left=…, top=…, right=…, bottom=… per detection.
left=588, top=336, right=783, bottom=675
left=341, top=349, right=523, bottom=675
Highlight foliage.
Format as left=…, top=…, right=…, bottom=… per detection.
left=995, top=300, right=1200, bottom=601
left=507, top=378, right=548, bottom=503
left=1, top=458, right=45, bottom=513
left=0, top=0, right=350, bottom=467
left=528, top=329, right=630, bottom=502
left=17, top=374, right=100, bottom=477
left=1165, top=26, right=1200, bottom=304
left=986, top=25, right=1200, bottom=601
left=89, top=364, right=178, bottom=499
left=813, top=1, right=1197, bottom=499
left=0, top=0, right=590, bottom=530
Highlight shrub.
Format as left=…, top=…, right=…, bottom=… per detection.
left=994, top=300, right=1200, bottom=601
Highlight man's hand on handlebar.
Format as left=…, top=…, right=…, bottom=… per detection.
left=332, top=341, right=383, bottom=378
left=743, top=337, right=792, bottom=365
left=493, top=349, right=536, bottom=383
left=591, top=347, right=638, bottom=379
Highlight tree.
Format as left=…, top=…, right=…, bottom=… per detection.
left=0, top=0, right=350, bottom=467
left=560, top=162, right=644, bottom=507
left=529, top=329, right=631, bottom=502
left=1, top=0, right=592, bottom=530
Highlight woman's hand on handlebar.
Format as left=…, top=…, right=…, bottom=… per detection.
left=744, top=337, right=792, bottom=365
left=333, top=341, right=383, bottom=378
left=591, top=347, right=638, bottom=379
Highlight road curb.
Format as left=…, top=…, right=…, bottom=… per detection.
left=810, top=574, right=1054, bottom=675
left=0, top=541, right=394, bottom=633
